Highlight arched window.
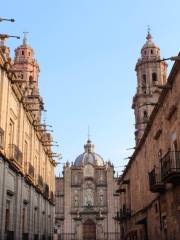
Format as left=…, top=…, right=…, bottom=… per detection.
left=142, top=74, right=147, bottom=94
left=29, top=76, right=33, bottom=82
left=143, top=110, right=148, bottom=121
left=152, top=73, right=157, bottom=82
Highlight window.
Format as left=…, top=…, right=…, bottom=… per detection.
left=22, top=207, right=26, bottom=233
left=8, top=120, right=14, bottom=155
left=0, top=127, right=4, bottom=148
left=22, top=51, right=24, bottom=55
left=24, top=141, right=28, bottom=171
left=154, top=203, right=158, bottom=213
left=143, top=110, right=148, bottom=121
left=29, top=76, right=33, bottom=83
left=151, top=49, right=153, bottom=54
left=152, top=72, right=157, bottom=82
left=142, top=74, right=147, bottom=94
left=144, top=50, right=146, bottom=55
left=28, top=52, right=30, bottom=56
left=5, top=200, right=10, bottom=232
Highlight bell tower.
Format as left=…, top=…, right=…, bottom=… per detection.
left=11, top=33, right=43, bottom=121
left=132, top=30, right=167, bottom=144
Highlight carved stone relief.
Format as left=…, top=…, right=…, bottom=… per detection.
left=73, top=189, right=80, bottom=207
left=84, top=164, right=94, bottom=177
left=83, top=180, right=95, bottom=206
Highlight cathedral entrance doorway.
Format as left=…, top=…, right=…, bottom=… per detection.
left=83, top=219, right=96, bottom=240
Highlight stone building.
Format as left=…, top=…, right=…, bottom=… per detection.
left=55, top=139, right=120, bottom=240
left=116, top=34, right=180, bottom=239
left=0, top=35, right=55, bottom=240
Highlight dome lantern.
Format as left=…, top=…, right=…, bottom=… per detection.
left=74, top=140, right=104, bottom=166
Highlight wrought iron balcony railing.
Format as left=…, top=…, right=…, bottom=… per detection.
left=43, top=183, right=49, bottom=199
left=28, top=163, right=34, bottom=178
left=115, top=205, right=131, bottom=222
left=161, top=151, right=180, bottom=184
left=9, top=144, right=23, bottom=169
left=49, top=191, right=54, bottom=203
left=0, top=127, right=4, bottom=149
left=38, top=175, right=43, bottom=188
left=25, top=162, right=35, bottom=183
left=148, top=167, right=165, bottom=193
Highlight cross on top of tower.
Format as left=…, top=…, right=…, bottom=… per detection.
left=23, top=32, right=29, bottom=45
left=146, top=25, right=152, bottom=40
left=88, top=125, right=91, bottom=141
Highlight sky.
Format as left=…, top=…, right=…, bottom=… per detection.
left=1, top=0, right=180, bottom=176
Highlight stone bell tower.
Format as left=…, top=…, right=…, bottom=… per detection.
left=132, top=30, right=168, bottom=144
left=11, top=33, right=43, bottom=121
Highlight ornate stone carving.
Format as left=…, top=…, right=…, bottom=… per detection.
left=84, top=164, right=94, bottom=177
left=84, top=188, right=94, bottom=206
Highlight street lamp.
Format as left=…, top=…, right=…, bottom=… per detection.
left=0, top=34, right=20, bottom=40
left=0, top=17, right=15, bottom=23
left=156, top=56, right=180, bottom=62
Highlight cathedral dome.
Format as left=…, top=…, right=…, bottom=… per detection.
left=74, top=139, right=104, bottom=166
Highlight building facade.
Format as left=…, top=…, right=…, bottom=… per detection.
left=117, top=35, right=180, bottom=239
left=55, top=139, right=120, bottom=240
left=0, top=36, right=55, bottom=240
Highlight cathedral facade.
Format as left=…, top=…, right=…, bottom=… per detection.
left=55, top=139, right=120, bottom=240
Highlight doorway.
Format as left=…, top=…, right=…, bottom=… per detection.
left=83, top=219, right=96, bottom=240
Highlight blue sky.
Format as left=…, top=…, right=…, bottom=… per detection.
left=1, top=0, right=180, bottom=175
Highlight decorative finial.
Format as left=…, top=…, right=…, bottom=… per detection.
left=23, top=32, right=29, bottom=45
left=146, top=25, right=152, bottom=40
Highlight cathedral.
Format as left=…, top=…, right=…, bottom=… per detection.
left=55, top=139, right=120, bottom=240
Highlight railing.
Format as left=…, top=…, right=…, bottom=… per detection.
left=38, top=175, right=43, bottom=188
left=50, top=191, right=54, bottom=203
left=115, top=205, right=131, bottom=222
left=149, top=166, right=165, bottom=193
left=43, top=183, right=49, bottom=199
left=0, top=127, right=4, bottom=149
left=9, top=144, right=23, bottom=167
left=161, top=151, right=180, bottom=182
left=28, top=162, right=34, bottom=179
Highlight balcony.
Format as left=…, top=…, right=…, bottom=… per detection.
left=116, top=188, right=126, bottom=194
left=26, top=163, right=35, bottom=183
left=9, top=144, right=23, bottom=171
left=36, top=175, right=43, bottom=192
left=149, top=167, right=165, bottom=193
left=49, top=191, right=55, bottom=204
left=38, top=175, right=43, bottom=187
left=43, top=183, right=49, bottom=199
left=0, top=127, right=4, bottom=149
left=161, top=151, right=180, bottom=184
left=115, top=205, right=131, bottom=222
